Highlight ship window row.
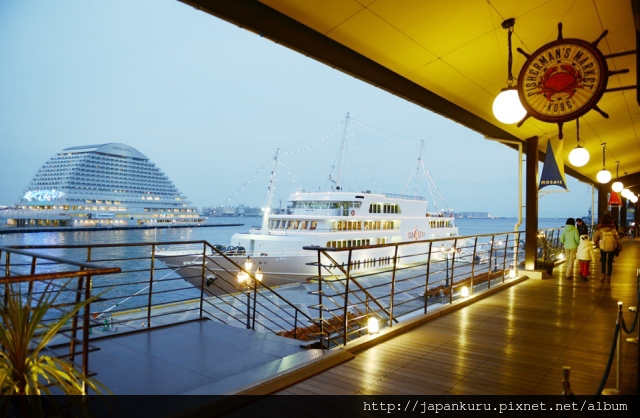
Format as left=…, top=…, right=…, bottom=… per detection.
left=292, top=201, right=362, bottom=209
left=326, top=239, right=370, bottom=248
left=268, top=219, right=318, bottom=230
left=67, top=186, right=180, bottom=195
left=429, top=220, right=452, bottom=228
left=369, top=203, right=401, bottom=214
left=325, top=237, right=387, bottom=249
left=333, top=220, right=398, bottom=231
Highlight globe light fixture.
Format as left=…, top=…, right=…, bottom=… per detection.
left=631, top=195, right=638, bottom=204
left=621, top=188, right=631, bottom=199
left=596, top=143, right=611, bottom=184
left=611, top=161, right=624, bottom=192
left=568, top=119, right=589, bottom=167
left=492, top=18, right=526, bottom=124
left=612, top=181, right=624, bottom=192
left=493, top=89, right=527, bottom=124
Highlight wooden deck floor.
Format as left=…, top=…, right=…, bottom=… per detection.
left=274, top=237, right=639, bottom=396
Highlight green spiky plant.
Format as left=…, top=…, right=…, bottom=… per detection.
left=0, top=279, right=111, bottom=416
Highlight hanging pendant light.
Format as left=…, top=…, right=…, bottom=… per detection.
left=596, top=143, right=611, bottom=184
left=611, top=161, right=624, bottom=192
left=568, top=119, right=589, bottom=166
left=492, top=18, right=527, bottom=124
left=621, top=188, right=631, bottom=199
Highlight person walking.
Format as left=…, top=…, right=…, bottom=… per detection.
left=593, top=214, right=622, bottom=283
left=576, top=218, right=589, bottom=237
left=560, top=218, right=580, bottom=280
left=576, top=234, right=597, bottom=281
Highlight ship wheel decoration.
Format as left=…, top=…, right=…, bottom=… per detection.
left=515, top=23, right=623, bottom=139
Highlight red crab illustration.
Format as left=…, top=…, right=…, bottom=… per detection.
left=537, top=64, right=583, bottom=101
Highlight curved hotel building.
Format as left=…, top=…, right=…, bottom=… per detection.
left=4, top=143, right=203, bottom=227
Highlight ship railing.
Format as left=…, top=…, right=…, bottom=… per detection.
left=300, top=229, right=560, bottom=349
left=2, top=240, right=319, bottom=348
left=0, top=245, right=121, bottom=394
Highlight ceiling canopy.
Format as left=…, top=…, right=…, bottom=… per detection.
left=182, top=0, right=640, bottom=196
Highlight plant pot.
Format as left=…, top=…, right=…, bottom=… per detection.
left=538, top=261, right=554, bottom=275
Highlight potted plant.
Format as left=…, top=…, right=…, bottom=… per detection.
left=0, top=280, right=110, bottom=416
left=536, top=230, right=562, bottom=275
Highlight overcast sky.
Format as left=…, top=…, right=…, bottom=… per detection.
left=0, top=0, right=595, bottom=218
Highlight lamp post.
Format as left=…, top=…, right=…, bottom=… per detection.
left=237, top=256, right=263, bottom=329
left=441, top=244, right=455, bottom=287
left=493, top=239, right=503, bottom=272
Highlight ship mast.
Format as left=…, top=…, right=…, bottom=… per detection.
left=261, top=149, right=279, bottom=234
left=333, top=113, right=350, bottom=191
left=413, top=140, right=425, bottom=198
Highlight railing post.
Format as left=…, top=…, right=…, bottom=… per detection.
left=317, top=248, right=324, bottom=349
left=488, top=236, right=495, bottom=289
left=343, top=249, right=352, bottom=346
left=82, top=271, right=91, bottom=395
left=449, top=238, right=457, bottom=304
left=251, top=279, right=258, bottom=330
left=424, top=241, right=432, bottom=314
left=562, top=366, right=573, bottom=396
left=470, top=237, right=478, bottom=295
left=389, top=245, right=399, bottom=327
left=148, top=244, right=155, bottom=327
left=70, top=249, right=90, bottom=364
left=199, top=243, right=207, bottom=319
left=603, top=301, right=624, bottom=394
left=501, top=234, right=509, bottom=282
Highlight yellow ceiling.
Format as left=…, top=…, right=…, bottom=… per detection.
left=183, top=0, right=640, bottom=193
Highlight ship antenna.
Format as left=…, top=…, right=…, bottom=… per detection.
left=333, top=113, right=350, bottom=191
left=261, top=148, right=279, bottom=234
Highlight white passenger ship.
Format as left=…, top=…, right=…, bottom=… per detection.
left=157, top=115, right=458, bottom=295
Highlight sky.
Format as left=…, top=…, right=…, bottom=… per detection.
left=0, top=0, right=596, bottom=218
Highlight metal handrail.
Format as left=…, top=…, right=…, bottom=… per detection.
left=301, top=230, right=533, bottom=348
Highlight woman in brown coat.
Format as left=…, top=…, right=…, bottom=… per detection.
left=592, top=215, right=622, bottom=283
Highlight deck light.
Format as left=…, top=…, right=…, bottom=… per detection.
left=493, top=19, right=526, bottom=124
left=568, top=120, right=590, bottom=167
left=368, top=317, right=380, bottom=334
left=460, top=286, right=469, bottom=298
left=611, top=162, right=624, bottom=192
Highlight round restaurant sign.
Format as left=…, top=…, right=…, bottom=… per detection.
left=517, top=38, right=608, bottom=123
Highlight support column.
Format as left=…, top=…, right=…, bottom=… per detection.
left=525, top=136, right=539, bottom=271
